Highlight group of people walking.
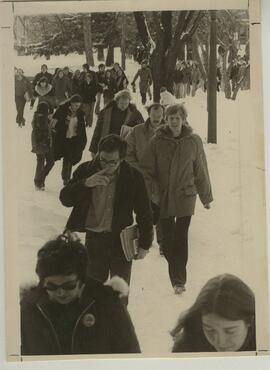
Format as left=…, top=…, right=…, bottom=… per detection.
left=17, top=61, right=256, bottom=356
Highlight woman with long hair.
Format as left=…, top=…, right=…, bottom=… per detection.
left=171, top=274, right=256, bottom=352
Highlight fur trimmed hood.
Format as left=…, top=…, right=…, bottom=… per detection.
left=20, top=275, right=129, bottom=305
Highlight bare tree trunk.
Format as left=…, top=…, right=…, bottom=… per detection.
left=83, top=15, right=94, bottom=66
left=97, top=46, right=105, bottom=61
left=192, top=34, right=207, bottom=83
left=106, top=44, right=114, bottom=66
left=121, top=13, right=127, bottom=70
left=207, top=10, right=217, bottom=144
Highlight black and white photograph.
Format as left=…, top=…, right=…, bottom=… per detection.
left=0, top=0, right=269, bottom=363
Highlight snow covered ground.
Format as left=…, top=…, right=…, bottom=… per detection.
left=14, top=51, right=263, bottom=355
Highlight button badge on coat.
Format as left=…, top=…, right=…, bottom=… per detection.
left=82, top=313, right=96, bottom=327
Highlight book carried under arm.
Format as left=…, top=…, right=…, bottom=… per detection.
left=120, top=224, right=139, bottom=262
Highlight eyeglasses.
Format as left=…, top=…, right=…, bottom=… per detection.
left=44, top=279, right=79, bottom=292
left=99, top=157, right=120, bottom=167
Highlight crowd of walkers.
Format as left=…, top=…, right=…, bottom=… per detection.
left=16, top=60, right=256, bottom=356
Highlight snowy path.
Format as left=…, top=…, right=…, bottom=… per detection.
left=15, top=90, right=255, bottom=355
left=13, top=50, right=259, bottom=355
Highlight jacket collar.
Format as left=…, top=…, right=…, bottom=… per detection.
left=156, top=123, right=193, bottom=141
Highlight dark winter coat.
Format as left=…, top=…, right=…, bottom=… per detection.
left=33, top=71, right=53, bottom=87
left=104, top=77, right=118, bottom=95
left=172, top=318, right=256, bottom=353
left=15, top=76, right=32, bottom=98
left=140, top=125, right=213, bottom=217
left=71, top=77, right=82, bottom=95
left=132, top=67, right=152, bottom=93
left=52, top=102, right=87, bottom=164
left=59, top=159, right=153, bottom=250
left=20, top=278, right=141, bottom=355
left=113, top=70, right=129, bottom=92
left=89, top=100, right=144, bottom=154
left=97, top=71, right=106, bottom=85
left=31, top=112, right=52, bottom=155
left=52, top=76, right=72, bottom=105
left=173, top=69, right=184, bottom=84
left=80, top=79, right=100, bottom=103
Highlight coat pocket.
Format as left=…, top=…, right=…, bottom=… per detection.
left=183, top=184, right=197, bottom=196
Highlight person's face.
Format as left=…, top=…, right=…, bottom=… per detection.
left=70, top=102, right=81, bottom=112
left=202, top=313, right=250, bottom=352
left=99, top=150, right=121, bottom=175
left=59, top=71, right=64, bottom=78
left=149, top=107, right=164, bottom=129
left=86, top=74, right=92, bottom=83
left=75, top=70, right=80, bottom=77
left=40, top=81, right=47, bottom=88
left=43, top=274, right=82, bottom=304
left=41, top=66, right=47, bottom=73
left=99, top=66, right=105, bottom=72
left=117, top=97, right=130, bottom=111
left=167, top=112, right=184, bottom=137
left=113, top=63, right=120, bottom=72
left=141, top=63, right=147, bottom=69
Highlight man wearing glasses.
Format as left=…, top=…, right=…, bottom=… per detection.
left=60, top=134, right=153, bottom=302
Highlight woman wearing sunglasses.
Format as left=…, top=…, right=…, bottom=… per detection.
left=20, top=233, right=140, bottom=356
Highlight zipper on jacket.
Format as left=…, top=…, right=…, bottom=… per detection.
left=71, top=300, right=96, bottom=353
left=36, top=304, right=62, bottom=354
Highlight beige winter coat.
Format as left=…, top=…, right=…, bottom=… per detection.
left=140, top=124, right=213, bottom=218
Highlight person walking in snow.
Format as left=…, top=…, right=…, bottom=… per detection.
left=30, top=76, right=54, bottom=113
left=71, top=69, right=82, bottom=96
left=59, top=134, right=153, bottom=305
left=52, top=69, right=72, bottom=107
left=80, top=72, right=101, bottom=127
left=14, top=68, right=32, bottom=127
left=131, top=60, right=153, bottom=105
left=89, top=89, right=144, bottom=155
left=126, top=103, right=165, bottom=255
left=32, top=64, right=53, bottom=89
left=141, top=103, right=213, bottom=295
left=31, top=101, right=54, bottom=191
left=50, top=94, right=87, bottom=185
left=20, top=233, right=141, bottom=355
left=112, top=63, right=129, bottom=92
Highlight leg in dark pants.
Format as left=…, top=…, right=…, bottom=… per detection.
left=61, top=157, right=73, bottom=184
left=15, top=96, right=26, bottom=126
left=85, top=231, right=132, bottom=305
left=161, top=216, right=191, bottom=288
left=34, top=154, right=45, bottom=188
left=140, top=92, right=147, bottom=105
left=43, top=150, right=55, bottom=181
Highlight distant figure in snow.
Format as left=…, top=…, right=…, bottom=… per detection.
left=89, top=89, right=144, bottom=155
left=131, top=59, right=153, bottom=105
left=52, top=69, right=72, bottom=107
left=50, top=94, right=87, bottom=185
left=14, top=68, right=32, bottom=127
left=31, top=101, right=54, bottom=191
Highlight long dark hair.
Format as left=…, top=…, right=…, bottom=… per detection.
left=171, top=274, right=255, bottom=339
